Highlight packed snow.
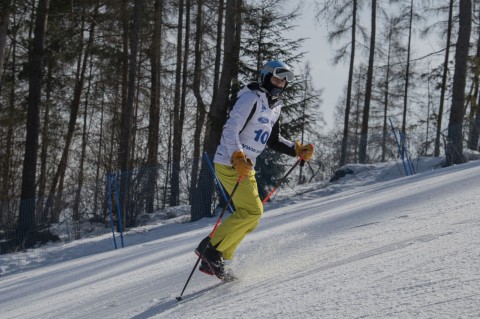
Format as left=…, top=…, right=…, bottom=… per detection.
left=1, top=158, right=479, bottom=318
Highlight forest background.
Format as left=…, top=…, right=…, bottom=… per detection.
left=0, top=0, right=479, bottom=253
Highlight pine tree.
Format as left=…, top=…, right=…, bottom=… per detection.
left=315, top=0, right=363, bottom=167
left=190, top=0, right=242, bottom=221
left=240, top=0, right=319, bottom=197
left=18, top=0, right=50, bottom=247
left=358, top=0, right=377, bottom=164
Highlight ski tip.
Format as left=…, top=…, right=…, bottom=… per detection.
left=176, top=296, right=182, bottom=301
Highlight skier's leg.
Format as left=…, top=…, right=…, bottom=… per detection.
left=210, top=163, right=263, bottom=260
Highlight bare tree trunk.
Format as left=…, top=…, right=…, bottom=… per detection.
left=467, top=19, right=480, bottom=150
left=473, top=94, right=480, bottom=151
left=231, top=0, right=242, bottom=97
left=73, top=7, right=98, bottom=232
left=18, top=0, right=50, bottom=243
left=190, top=0, right=241, bottom=221
left=119, top=0, right=142, bottom=228
left=73, top=54, right=94, bottom=232
left=435, top=0, right=454, bottom=157
left=0, top=1, right=10, bottom=85
left=446, top=0, right=472, bottom=165
left=207, top=0, right=239, bottom=154
left=212, top=0, right=224, bottom=104
left=163, top=111, right=173, bottom=208
left=1, top=8, right=15, bottom=225
left=47, top=13, right=95, bottom=223
left=93, top=81, right=106, bottom=220
left=382, top=29, right=392, bottom=162
left=146, top=0, right=163, bottom=214
left=37, top=50, right=53, bottom=224
left=178, top=0, right=191, bottom=197
left=354, top=83, right=361, bottom=162
left=170, top=0, right=185, bottom=207
left=72, top=79, right=89, bottom=236
left=190, top=0, right=207, bottom=202
left=401, top=0, right=414, bottom=134
left=358, top=0, right=376, bottom=164
left=105, top=85, right=120, bottom=224
left=340, top=0, right=357, bottom=167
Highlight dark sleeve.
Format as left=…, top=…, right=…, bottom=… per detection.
left=266, top=120, right=296, bottom=157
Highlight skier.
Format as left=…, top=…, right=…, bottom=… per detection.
left=196, top=60, right=315, bottom=280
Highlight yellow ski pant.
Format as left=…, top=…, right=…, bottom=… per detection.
left=210, top=163, right=263, bottom=260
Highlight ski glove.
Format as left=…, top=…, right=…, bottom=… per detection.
left=295, top=141, right=314, bottom=161
left=231, top=150, right=254, bottom=177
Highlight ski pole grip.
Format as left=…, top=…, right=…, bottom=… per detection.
left=300, top=143, right=314, bottom=167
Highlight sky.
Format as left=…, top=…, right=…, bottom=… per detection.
left=1, top=157, right=479, bottom=318
left=286, top=0, right=349, bottom=130
left=286, top=1, right=445, bottom=132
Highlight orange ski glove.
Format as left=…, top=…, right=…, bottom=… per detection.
left=295, top=141, right=314, bottom=161
left=231, top=150, right=254, bottom=177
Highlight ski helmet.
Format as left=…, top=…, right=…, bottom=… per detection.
left=260, top=60, right=294, bottom=97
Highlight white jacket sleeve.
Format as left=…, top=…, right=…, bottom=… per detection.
left=221, top=91, right=258, bottom=160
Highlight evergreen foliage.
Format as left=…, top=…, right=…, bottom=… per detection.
left=0, top=0, right=478, bottom=250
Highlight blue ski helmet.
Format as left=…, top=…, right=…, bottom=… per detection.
left=260, top=60, right=294, bottom=97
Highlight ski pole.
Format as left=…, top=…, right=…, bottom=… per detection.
left=204, top=152, right=234, bottom=214
left=262, top=157, right=304, bottom=204
left=176, top=176, right=243, bottom=301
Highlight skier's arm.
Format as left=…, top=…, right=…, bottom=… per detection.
left=266, top=119, right=296, bottom=157
left=222, top=92, right=257, bottom=160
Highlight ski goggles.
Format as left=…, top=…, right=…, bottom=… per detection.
left=272, top=67, right=294, bottom=82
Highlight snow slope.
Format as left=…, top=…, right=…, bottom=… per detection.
left=1, top=160, right=479, bottom=318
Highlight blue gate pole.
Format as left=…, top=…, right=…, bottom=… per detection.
left=388, top=118, right=408, bottom=176
left=107, top=174, right=117, bottom=249
left=399, top=131, right=415, bottom=175
left=113, top=173, right=125, bottom=248
left=204, top=152, right=234, bottom=214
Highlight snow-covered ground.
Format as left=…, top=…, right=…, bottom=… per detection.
left=1, top=158, right=479, bottom=318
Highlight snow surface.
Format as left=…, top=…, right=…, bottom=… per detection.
left=1, top=158, right=480, bottom=319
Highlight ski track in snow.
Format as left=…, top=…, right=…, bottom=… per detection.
left=0, top=160, right=479, bottom=318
